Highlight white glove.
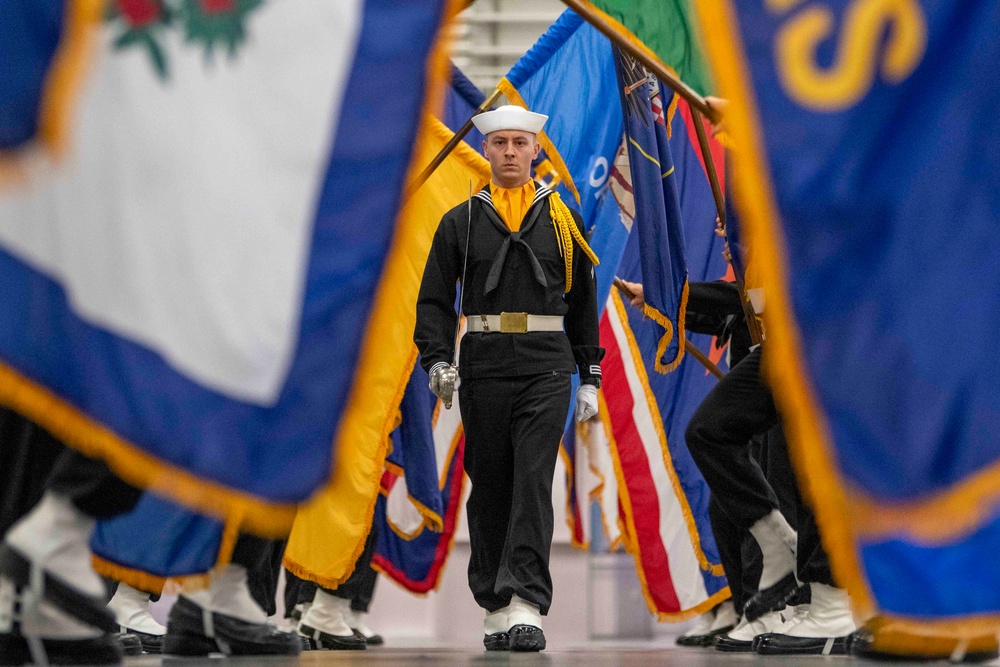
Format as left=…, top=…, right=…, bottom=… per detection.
left=428, top=362, right=458, bottom=409
left=575, top=383, right=599, bottom=422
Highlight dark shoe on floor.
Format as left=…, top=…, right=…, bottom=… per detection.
left=130, top=630, right=164, bottom=654
left=754, top=632, right=848, bottom=655
left=509, top=625, right=545, bottom=652
left=677, top=625, right=735, bottom=647
left=297, top=623, right=365, bottom=650
left=0, top=632, right=123, bottom=666
left=714, top=635, right=754, bottom=652
left=353, top=629, right=384, bottom=646
left=0, top=546, right=117, bottom=637
left=743, top=572, right=798, bottom=622
left=163, top=596, right=300, bottom=656
left=0, top=546, right=122, bottom=666
left=483, top=631, right=509, bottom=651
left=119, top=632, right=143, bottom=656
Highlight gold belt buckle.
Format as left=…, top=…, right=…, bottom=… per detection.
left=499, top=312, right=528, bottom=334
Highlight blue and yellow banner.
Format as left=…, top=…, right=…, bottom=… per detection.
left=693, top=0, right=1000, bottom=644
left=90, top=496, right=232, bottom=594
left=0, top=0, right=456, bottom=536
left=613, top=47, right=689, bottom=373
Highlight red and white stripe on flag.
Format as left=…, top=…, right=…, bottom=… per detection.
left=598, top=290, right=719, bottom=619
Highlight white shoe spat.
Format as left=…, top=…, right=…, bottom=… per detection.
left=782, top=583, right=856, bottom=639
left=298, top=589, right=353, bottom=637
left=108, top=583, right=166, bottom=636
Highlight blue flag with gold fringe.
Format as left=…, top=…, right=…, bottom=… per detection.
left=694, top=0, right=1000, bottom=648
left=0, top=0, right=453, bottom=537
left=612, top=46, right=689, bottom=373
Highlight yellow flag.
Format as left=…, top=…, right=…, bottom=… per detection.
left=283, top=116, right=489, bottom=588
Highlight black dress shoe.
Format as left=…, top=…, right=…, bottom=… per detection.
left=509, top=625, right=545, bottom=652
left=297, top=623, right=366, bottom=650
left=676, top=625, right=735, bottom=647
left=163, top=596, right=300, bottom=656
left=754, top=632, right=848, bottom=655
left=0, top=632, right=123, bottom=666
left=483, top=631, right=509, bottom=651
left=353, top=629, right=384, bottom=646
left=0, top=546, right=122, bottom=666
left=743, top=572, right=798, bottom=622
left=129, top=630, right=164, bottom=654
left=714, top=635, right=754, bottom=652
left=119, top=632, right=143, bottom=656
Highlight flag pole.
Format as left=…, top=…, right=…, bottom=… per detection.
left=563, top=0, right=763, bottom=344
left=614, top=278, right=725, bottom=380
left=405, top=88, right=503, bottom=199
left=559, top=0, right=716, bottom=122
left=689, top=109, right=765, bottom=344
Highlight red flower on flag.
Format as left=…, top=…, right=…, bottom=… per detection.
left=198, top=0, right=237, bottom=15
left=106, top=0, right=264, bottom=79
left=116, top=0, right=163, bottom=27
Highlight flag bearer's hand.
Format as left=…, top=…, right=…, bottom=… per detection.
left=429, top=363, right=458, bottom=409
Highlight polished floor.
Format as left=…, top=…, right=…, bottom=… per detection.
left=127, top=643, right=1000, bottom=666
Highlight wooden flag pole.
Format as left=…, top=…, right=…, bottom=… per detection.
left=689, top=108, right=764, bottom=345
left=559, top=0, right=717, bottom=122
left=613, top=277, right=725, bottom=380
left=405, top=88, right=503, bottom=199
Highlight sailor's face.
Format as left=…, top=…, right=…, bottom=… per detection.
left=483, top=130, right=539, bottom=188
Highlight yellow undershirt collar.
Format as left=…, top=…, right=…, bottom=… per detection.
left=489, top=180, right=536, bottom=232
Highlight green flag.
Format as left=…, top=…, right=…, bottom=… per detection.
left=580, top=0, right=713, bottom=95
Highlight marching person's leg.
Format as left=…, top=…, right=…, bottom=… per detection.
left=244, top=538, right=285, bottom=619
left=106, top=582, right=166, bottom=654
left=345, top=523, right=382, bottom=646
left=295, top=524, right=375, bottom=651
left=459, top=376, right=517, bottom=651
left=753, top=428, right=857, bottom=656
left=674, top=498, right=740, bottom=647
left=164, top=533, right=300, bottom=657
left=0, top=409, right=65, bottom=538
left=283, top=568, right=316, bottom=626
left=1, top=446, right=143, bottom=666
left=496, top=371, right=571, bottom=653
left=685, top=348, right=798, bottom=624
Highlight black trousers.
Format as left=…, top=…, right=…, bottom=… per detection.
left=686, top=348, right=833, bottom=598
left=234, top=535, right=286, bottom=617
left=283, top=521, right=380, bottom=615
left=332, top=521, right=379, bottom=612
left=47, top=449, right=144, bottom=521
left=1, top=408, right=66, bottom=536
left=0, top=407, right=143, bottom=532
left=766, top=428, right=833, bottom=587
left=686, top=348, right=781, bottom=530
left=459, top=371, right=570, bottom=615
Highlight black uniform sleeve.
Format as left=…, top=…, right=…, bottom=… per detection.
left=564, top=210, right=604, bottom=386
left=687, top=280, right=743, bottom=318
left=685, top=280, right=743, bottom=337
left=414, top=213, right=461, bottom=374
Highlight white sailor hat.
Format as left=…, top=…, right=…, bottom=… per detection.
left=471, top=104, right=548, bottom=135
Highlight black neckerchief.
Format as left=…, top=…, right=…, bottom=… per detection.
left=474, top=184, right=554, bottom=295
